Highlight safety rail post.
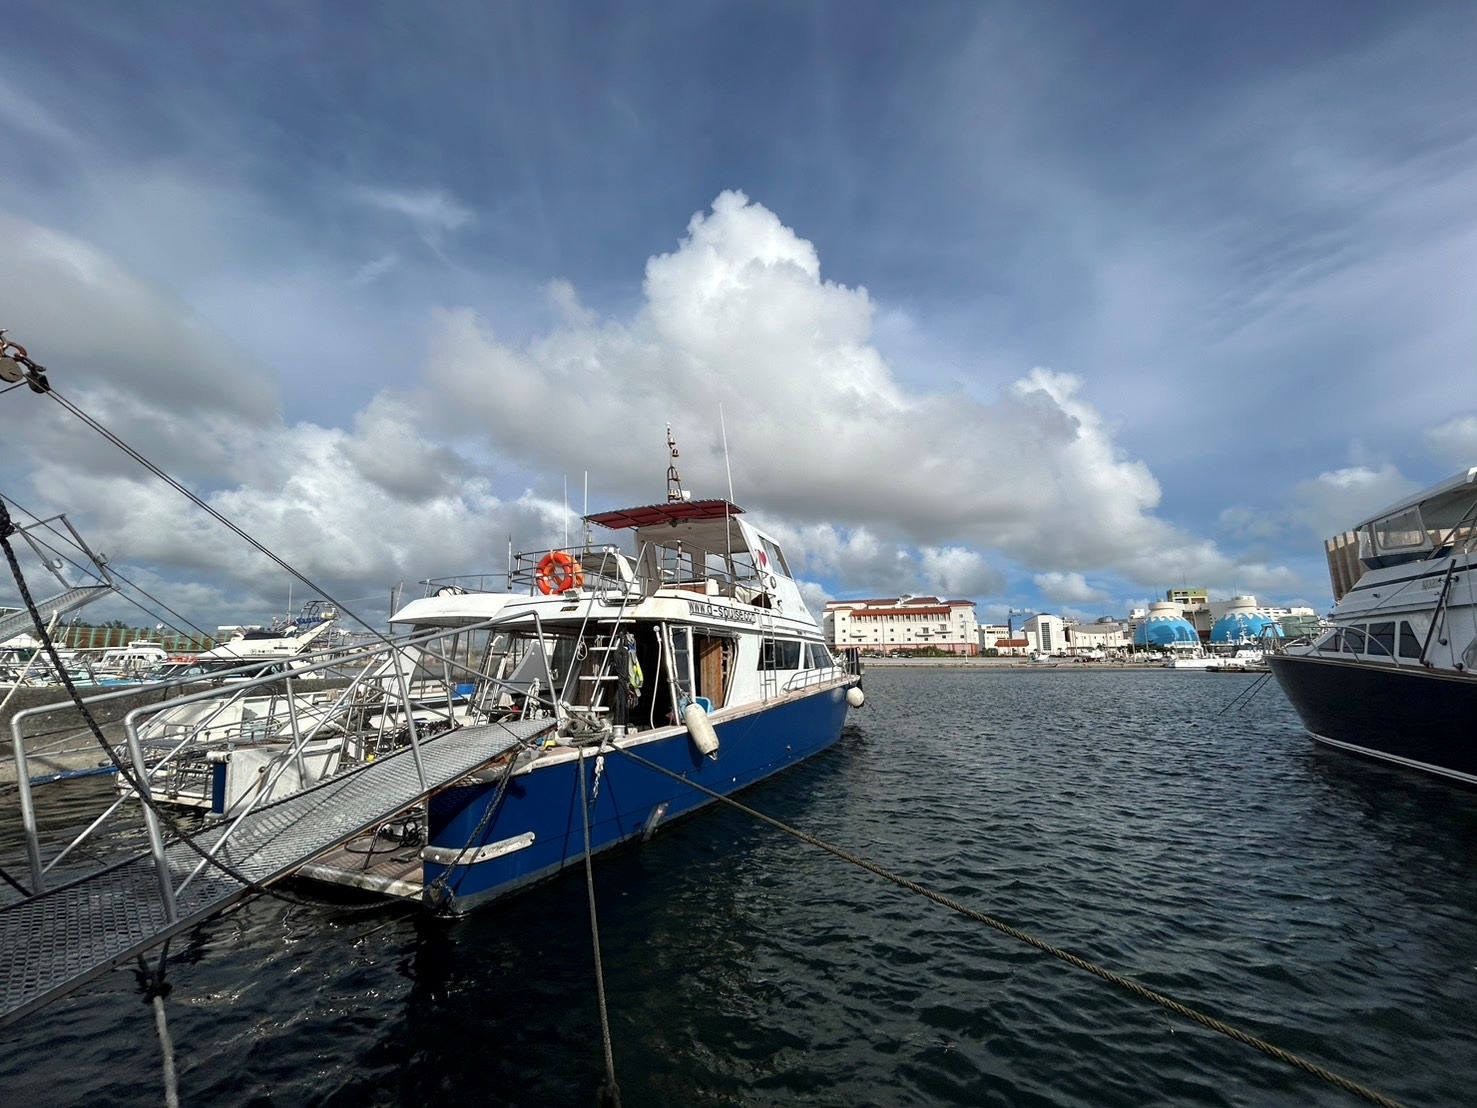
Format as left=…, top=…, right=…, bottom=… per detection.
left=283, top=676, right=307, bottom=783
left=123, top=715, right=180, bottom=923
left=388, top=644, right=429, bottom=792
left=9, top=732, right=46, bottom=894
left=529, top=612, right=565, bottom=729
left=440, top=645, right=457, bottom=725
left=172, top=653, right=390, bottom=897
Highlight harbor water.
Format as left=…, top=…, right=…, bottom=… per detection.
left=2, top=667, right=1474, bottom=1106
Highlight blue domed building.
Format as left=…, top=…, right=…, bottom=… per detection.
left=1210, top=596, right=1283, bottom=646
left=1133, top=602, right=1201, bottom=648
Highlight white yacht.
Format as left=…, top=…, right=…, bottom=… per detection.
left=1267, top=466, right=1477, bottom=784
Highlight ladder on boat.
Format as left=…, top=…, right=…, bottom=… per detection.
left=0, top=716, right=552, bottom=1027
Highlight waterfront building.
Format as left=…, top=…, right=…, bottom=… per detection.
left=1209, top=596, right=1286, bottom=646
left=824, top=596, right=979, bottom=655
left=1166, top=587, right=1209, bottom=607
left=1132, top=602, right=1201, bottom=649
left=1022, top=613, right=1066, bottom=655
left=978, top=623, right=1030, bottom=655
left=1065, top=620, right=1129, bottom=652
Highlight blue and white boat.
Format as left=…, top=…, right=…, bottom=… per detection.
left=303, top=484, right=864, bottom=912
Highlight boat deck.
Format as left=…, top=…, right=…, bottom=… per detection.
left=297, top=838, right=425, bottom=900
left=0, top=716, right=551, bottom=1026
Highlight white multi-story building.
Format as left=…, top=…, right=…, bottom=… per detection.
left=1022, top=613, right=1066, bottom=656
left=825, top=596, right=980, bottom=655
left=1064, top=620, right=1129, bottom=652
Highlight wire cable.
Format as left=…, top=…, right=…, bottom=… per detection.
left=0, top=492, right=213, bottom=644
left=42, top=387, right=391, bottom=643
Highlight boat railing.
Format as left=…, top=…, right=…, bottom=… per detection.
left=421, top=572, right=511, bottom=595
left=514, top=545, right=642, bottom=597
left=782, top=665, right=848, bottom=694
left=4, top=611, right=562, bottom=901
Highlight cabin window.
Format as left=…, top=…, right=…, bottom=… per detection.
left=1340, top=627, right=1367, bottom=654
left=1316, top=629, right=1341, bottom=652
left=1367, top=622, right=1395, bottom=658
left=1398, top=622, right=1422, bottom=659
left=1371, top=507, right=1430, bottom=553
left=758, top=538, right=792, bottom=578
left=760, top=639, right=803, bottom=669
left=803, top=642, right=835, bottom=668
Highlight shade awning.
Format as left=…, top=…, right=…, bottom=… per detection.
left=585, top=498, right=744, bottom=530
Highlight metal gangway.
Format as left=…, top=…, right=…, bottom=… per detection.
left=0, top=512, right=117, bottom=644
left=0, top=618, right=558, bottom=1027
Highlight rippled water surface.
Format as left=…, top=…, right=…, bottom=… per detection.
left=3, top=668, right=1476, bottom=1106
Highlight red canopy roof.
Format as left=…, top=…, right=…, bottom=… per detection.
left=585, top=498, right=745, bottom=530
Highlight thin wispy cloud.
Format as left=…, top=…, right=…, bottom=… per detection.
left=352, top=186, right=474, bottom=249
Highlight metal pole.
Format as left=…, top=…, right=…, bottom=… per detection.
left=389, top=646, right=428, bottom=791
left=124, top=717, right=180, bottom=923
left=10, top=730, right=46, bottom=893
left=284, top=676, right=307, bottom=784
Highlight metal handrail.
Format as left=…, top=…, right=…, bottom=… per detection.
left=8, top=610, right=563, bottom=896
left=781, top=665, right=848, bottom=694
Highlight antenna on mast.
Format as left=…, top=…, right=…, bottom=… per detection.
left=582, top=470, right=592, bottom=548
left=666, top=423, right=689, bottom=502
left=719, top=405, right=735, bottom=559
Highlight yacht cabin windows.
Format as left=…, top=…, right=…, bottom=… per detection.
left=760, top=639, right=838, bottom=671
left=757, top=537, right=792, bottom=579
left=1367, top=622, right=1396, bottom=658
left=760, top=639, right=803, bottom=670
left=1371, top=507, right=1431, bottom=554
left=1318, top=619, right=1423, bottom=662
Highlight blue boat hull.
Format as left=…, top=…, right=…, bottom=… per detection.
left=423, top=683, right=854, bottom=912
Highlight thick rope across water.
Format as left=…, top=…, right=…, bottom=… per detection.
left=579, top=751, right=621, bottom=1108
left=613, top=747, right=1404, bottom=1108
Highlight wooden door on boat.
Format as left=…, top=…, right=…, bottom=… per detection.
left=694, top=634, right=732, bottom=708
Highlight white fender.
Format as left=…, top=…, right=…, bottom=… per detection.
left=845, top=686, right=865, bottom=708
left=683, top=702, right=719, bottom=758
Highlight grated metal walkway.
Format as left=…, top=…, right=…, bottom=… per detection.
left=0, top=717, right=550, bottom=1027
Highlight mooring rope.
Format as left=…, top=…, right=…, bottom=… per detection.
left=612, top=747, right=1404, bottom=1108
left=1212, top=670, right=1274, bottom=718
left=151, top=994, right=180, bottom=1108
left=134, top=943, right=179, bottom=1108
left=579, top=750, right=622, bottom=1108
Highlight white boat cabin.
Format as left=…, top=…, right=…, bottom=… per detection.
left=390, top=498, right=847, bottom=738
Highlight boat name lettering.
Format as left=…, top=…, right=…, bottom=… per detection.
left=685, top=600, right=759, bottom=624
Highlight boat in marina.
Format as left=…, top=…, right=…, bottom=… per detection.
left=300, top=490, right=864, bottom=910
left=1162, top=647, right=1266, bottom=672
left=145, top=599, right=341, bottom=683
left=0, top=397, right=864, bottom=1029
left=1267, top=465, right=1477, bottom=784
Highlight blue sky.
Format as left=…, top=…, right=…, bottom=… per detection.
left=2, top=1, right=1476, bottom=629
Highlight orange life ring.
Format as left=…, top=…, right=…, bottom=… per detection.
left=536, top=550, right=585, bottom=594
